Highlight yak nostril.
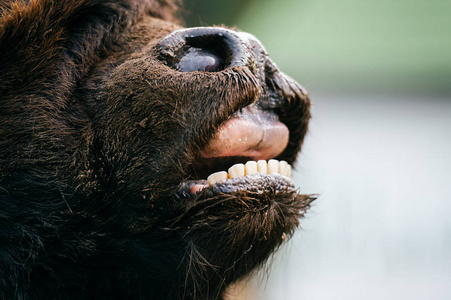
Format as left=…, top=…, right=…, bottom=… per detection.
left=157, top=28, right=249, bottom=73
left=175, top=40, right=226, bottom=72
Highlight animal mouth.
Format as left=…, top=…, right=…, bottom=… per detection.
left=156, top=27, right=311, bottom=202
left=178, top=105, right=297, bottom=197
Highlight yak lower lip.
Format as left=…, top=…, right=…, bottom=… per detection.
left=189, top=184, right=209, bottom=194
left=181, top=173, right=295, bottom=196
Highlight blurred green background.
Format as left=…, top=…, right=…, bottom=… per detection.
left=183, top=0, right=451, bottom=95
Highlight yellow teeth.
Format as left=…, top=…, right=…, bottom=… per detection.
left=207, top=160, right=292, bottom=186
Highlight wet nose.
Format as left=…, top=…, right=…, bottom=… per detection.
left=157, top=27, right=261, bottom=72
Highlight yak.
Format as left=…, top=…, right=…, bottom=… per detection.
left=0, top=0, right=314, bottom=299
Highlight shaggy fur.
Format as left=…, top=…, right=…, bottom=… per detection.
left=0, top=1, right=314, bottom=299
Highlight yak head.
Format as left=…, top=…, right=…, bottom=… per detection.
left=0, top=1, right=315, bottom=299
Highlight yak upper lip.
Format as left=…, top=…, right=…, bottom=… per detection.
left=199, top=105, right=289, bottom=161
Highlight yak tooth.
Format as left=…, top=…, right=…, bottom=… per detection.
left=267, top=159, right=280, bottom=174
left=244, top=161, right=258, bottom=175
left=228, top=163, right=245, bottom=179
left=286, top=164, right=292, bottom=178
left=257, top=160, right=267, bottom=174
left=207, top=171, right=228, bottom=185
left=279, top=160, right=289, bottom=177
